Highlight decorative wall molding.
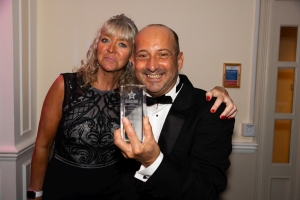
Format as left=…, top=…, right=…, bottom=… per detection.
left=0, top=143, right=34, bottom=161
left=11, top=0, right=37, bottom=143
left=232, top=142, right=258, bottom=154
left=0, top=169, right=2, bottom=198
left=254, top=0, right=273, bottom=199
left=18, top=0, right=32, bottom=136
left=22, top=159, right=32, bottom=200
left=0, top=142, right=259, bottom=159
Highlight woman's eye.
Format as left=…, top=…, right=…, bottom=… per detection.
left=119, top=43, right=127, bottom=48
left=101, top=38, right=109, bottom=43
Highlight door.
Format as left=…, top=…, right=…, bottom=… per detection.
left=255, top=0, right=300, bottom=199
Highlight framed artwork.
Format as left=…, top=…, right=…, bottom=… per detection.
left=223, top=63, right=241, bottom=88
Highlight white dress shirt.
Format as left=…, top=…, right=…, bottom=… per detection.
left=134, top=76, right=182, bottom=182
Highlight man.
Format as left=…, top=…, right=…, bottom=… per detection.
left=114, top=24, right=235, bottom=199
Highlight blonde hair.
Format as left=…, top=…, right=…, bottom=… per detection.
left=77, top=14, right=139, bottom=86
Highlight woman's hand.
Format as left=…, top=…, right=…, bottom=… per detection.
left=206, top=86, right=237, bottom=119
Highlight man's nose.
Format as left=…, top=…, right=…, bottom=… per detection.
left=146, top=56, right=159, bottom=72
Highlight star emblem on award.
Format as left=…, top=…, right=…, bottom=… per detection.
left=128, top=91, right=136, bottom=99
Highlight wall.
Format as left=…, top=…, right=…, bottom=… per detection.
left=0, top=0, right=14, bottom=150
left=37, top=0, right=258, bottom=143
left=36, top=1, right=258, bottom=199
left=0, top=0, right=37, bottom=199
left=0, top=0, right=258, bottom=199
left=0, top=0, right=17, bottom=199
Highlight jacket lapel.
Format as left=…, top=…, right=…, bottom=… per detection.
left=158, top=75, right=193, bottom=155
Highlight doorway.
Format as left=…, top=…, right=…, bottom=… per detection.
left=255, top=0, right=300, bottom=199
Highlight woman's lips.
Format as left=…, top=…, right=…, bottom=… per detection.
left=104, top=56, right=116, bottom=62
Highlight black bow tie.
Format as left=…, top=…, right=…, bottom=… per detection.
left=146, top=95, right=173, bottom=106
left=146, top=78, right=183, bottom=106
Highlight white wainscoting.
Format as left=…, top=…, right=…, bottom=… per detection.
left=0, top=144, right=34, bottom=200
left=232, top=142, right=258, bottom=153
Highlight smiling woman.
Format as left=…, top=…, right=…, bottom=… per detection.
left=96, top=34, right=132, bottom=78
left=77, top=14, right=139, bottom=88
left=28, top=14, right=139, bottom=200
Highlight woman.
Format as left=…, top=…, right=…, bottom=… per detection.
left=28, top=14, right=236, bottom=200
left=29, top=14, right=138, bottom=200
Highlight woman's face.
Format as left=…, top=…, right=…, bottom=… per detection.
left=97, top=33, right=132, bottom=74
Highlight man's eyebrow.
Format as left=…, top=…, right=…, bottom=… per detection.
left=135, top=49, right=173, bottom=55
left=158, top=49, right=173, bottom=55
left=135, top=49, right=148, bottom=54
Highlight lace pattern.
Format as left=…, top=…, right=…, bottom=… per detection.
left=54, top=73, right=121, bottom=168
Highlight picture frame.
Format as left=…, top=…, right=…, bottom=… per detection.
left=223, top=63, right=241, bottom=88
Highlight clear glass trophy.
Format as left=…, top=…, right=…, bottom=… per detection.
left=120, top=85, right=147, bottom=142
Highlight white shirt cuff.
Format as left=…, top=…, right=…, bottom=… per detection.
left=134, top=152, right=164, bottom=182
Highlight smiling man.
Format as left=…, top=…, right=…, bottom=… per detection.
left=114, top=24, right=235, bottom=200
left=132, top=25, right=183, bottom=98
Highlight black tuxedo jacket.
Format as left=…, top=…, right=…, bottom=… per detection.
left=120, top=74, right=235, bottom=200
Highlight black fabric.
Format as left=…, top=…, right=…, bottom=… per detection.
left=54, top=73, right=122, bottom=168
left=146, top=95, right=172, bottom=106
left=43, top=157, right=122, bottom=200
left=43, top=73, right=123, bottom=199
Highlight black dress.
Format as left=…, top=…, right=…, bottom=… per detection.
left=43, top=73, right=123, bottom=200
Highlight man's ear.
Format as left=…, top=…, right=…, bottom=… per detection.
left=177, top=52, right=184, bottom=71
left=130, top=54, right=135, bottom=69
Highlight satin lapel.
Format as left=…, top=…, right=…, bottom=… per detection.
left=158, top=105, right=186, bottom=155
left=158, top=75, right=193, bottom=155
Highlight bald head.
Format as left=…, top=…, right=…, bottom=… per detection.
left=135, top=24, right=180, bottom=56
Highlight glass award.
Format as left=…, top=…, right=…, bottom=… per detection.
left=120, top=85, right=147, bottom=142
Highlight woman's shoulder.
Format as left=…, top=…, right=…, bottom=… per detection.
left=59, top=72, right=86, bottom=87
left=60, top=72, right=77, bottom=80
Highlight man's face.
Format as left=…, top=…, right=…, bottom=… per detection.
left=131, top=26, right=184, bottom=97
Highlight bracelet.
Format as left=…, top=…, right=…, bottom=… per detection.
left=27, top=190, right=43, bottom=199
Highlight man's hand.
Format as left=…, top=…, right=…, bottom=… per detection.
left=114, top=117, right=160, bottom=167
left=206, top=86, right=237, bottom=119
